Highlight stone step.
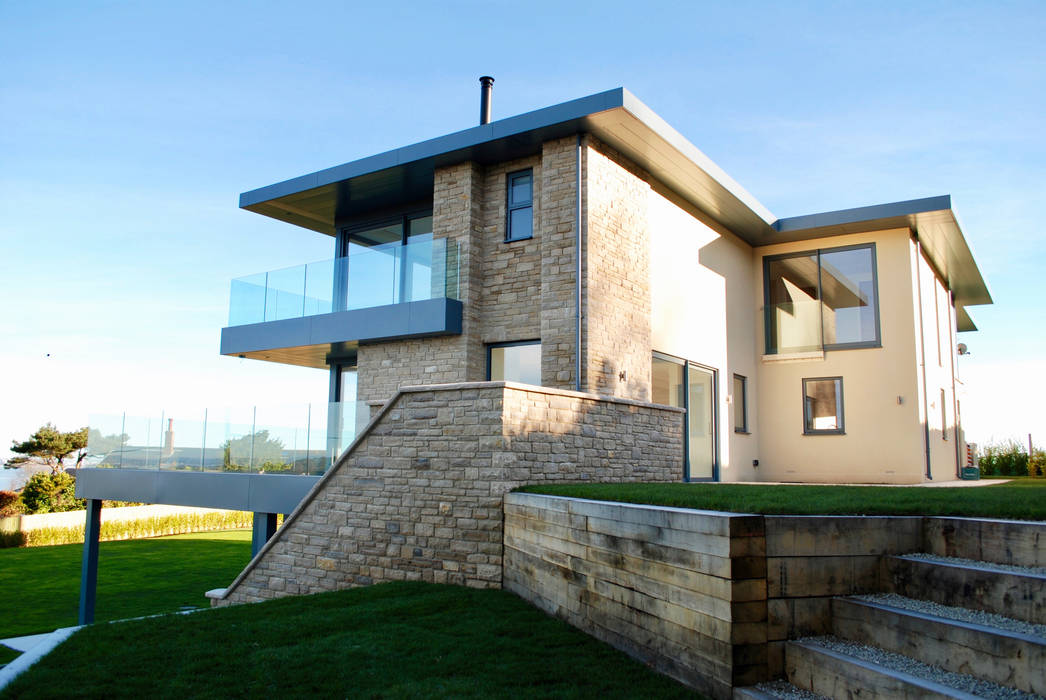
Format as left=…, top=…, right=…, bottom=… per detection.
left=884, top=554, right=1046, bottom=624
left=785, top=637, right=1033, bottom=699
left=733, top=680, right=829, bottom=699
left=832, top=594, right=1046, bottom=695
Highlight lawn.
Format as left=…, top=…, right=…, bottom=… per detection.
left=0, top=530, right=252, bottom=639
left=516, top=479, right=1046, bottom=520
left=0, top=581, right=699, bottom=699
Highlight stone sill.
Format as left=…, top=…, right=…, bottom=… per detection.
left=761, top=351, right=824, bottom=364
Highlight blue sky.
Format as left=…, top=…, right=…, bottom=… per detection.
left=1, top=0, right=1043, bottom=458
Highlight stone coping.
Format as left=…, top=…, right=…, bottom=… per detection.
left=509, top=491, right=759, bottom=519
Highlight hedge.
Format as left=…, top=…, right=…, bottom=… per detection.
left=0, top=510, right=253, bottom=549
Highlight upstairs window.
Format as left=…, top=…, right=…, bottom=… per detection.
left=506, top=169, right=533, bottom=242
left=764, top=243, right=880, bottom=354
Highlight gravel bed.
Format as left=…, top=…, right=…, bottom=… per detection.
left=800, top=636, right=1042, bottom=699
left=902, top=552, right=1046, bottom=577
left=852, top=592, right=1046, bottom=638
left=752, top=680, right=829, bottom=699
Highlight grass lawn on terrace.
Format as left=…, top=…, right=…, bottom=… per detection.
left=516, top=479, right=1046, bottom=520
left=0, top=530, right=252, bottom=639
left=0, top=581, right=700, bottom=700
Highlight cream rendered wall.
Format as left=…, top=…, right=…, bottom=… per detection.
left=754, top=228, right=925, bottom=483
left=649, top=188, right=759, bottom=482
left=913, top=243, right=963, bottom=480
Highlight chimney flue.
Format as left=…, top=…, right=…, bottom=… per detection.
left=479, top=76, right=494, bottom=125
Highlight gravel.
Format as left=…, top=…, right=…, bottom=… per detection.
left=902, top=552, right=1046, bottom=577
left=752, top=680, right=830, bottom=699
left=852, top=592, right=1046, bottom=638
left=799, top=635, right=1043, bottom=699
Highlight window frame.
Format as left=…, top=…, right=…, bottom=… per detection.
left=486, top=339, right=541, bottom=385
left=763, top=242, right=882, bottom=355
left=505, top=168, right=534, bottom=242
left=802, top=376, right=845, bottom=435
left=733, top=374, right=749, bottom=434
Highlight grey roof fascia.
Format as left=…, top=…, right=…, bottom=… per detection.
left=773, top=195, right=953, bottom=235
left=239, top=89, right=627, bottom=210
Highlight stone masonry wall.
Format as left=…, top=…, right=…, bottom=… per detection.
left=478, top=155, right=542, bottom=344
left=539, top=137, right=581, bottom=390
left=216, top=382, right=683, bottom=605
left=583, top=138, right=653, bottom=401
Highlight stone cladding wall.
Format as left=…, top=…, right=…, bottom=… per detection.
left=583, top=138, right=653, bottom=400
left=216, top=382, right=683, bottom=605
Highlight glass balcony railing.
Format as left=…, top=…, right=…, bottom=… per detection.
left=228, top=238, right=460, bottom=327
left=87, top=401, right=371, bottom=475
left=765, top=299, right=824, bottom=354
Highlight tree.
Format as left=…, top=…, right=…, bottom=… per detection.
left=8, top=424, right=89, bottom=474
left=19, top=472, right=85, bottom=514
left=86, top=428, right=130, bottom=456
left=221, top=430, right=287, bottom=472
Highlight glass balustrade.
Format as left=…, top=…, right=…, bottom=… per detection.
left=228, top=238, right=459, bottom=327
left=87, top=401, right=371, bottom=475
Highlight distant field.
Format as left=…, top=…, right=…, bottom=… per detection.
left=0, top=530, right=251, bottom=639
left=0, top=582, right=699, bottom=699
left=516, top=479, right=1046, bottom=520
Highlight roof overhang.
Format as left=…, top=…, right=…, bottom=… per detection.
left=239, top=88, right=777, bottom=241
left=772, top=195, right=992, bottom=331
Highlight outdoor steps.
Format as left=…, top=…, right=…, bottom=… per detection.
left=831, top=595, right=1046, bottom=695
left=883, top=554, right=1046, bottom=624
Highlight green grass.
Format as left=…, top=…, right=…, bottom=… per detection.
left=0, top=645, right=18, bottom=665
left=516, top=479, right=1046, bottom=520
left=0, top=530, right=251, bottom=639
left=0, top=582, right=700, bottom=699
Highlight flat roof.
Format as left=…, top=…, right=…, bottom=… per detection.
left=240, top=88, right=992, bottom=327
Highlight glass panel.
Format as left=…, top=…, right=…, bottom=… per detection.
left=651, top=356, right=685, bottom=408
left=820, top=247, right=877, bottom=346
left=489, top=343, right=541, bottom=386
left=510, top=173, right=532, bottom=205
left=228, top=273, right=267, bottom=326
left=404, top=238, right=433, bottom=302
left=509, top=207, right=533, bottom=240
left=345, top=241, right=402, bottom=309
left=303, top=258, right=335, bottom=317
left=688, top=365, right=716, bottom=479
left=264, top=264, right=307, bottom=322
left=348, top=223, right=402, bottom=248
left=766, top=254, right=822, bottom=353
left=408, top=215, right=433, bottom=240
left=733, top=375, right=746, bottom=432
left=804, top=378, right=842, bottom=432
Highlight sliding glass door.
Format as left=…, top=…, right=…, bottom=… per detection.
left=652, top=353, right=718, bottom=481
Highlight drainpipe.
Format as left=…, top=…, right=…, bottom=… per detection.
left=914, top=238, right=932, bottom=480
left=575, top=134, right=583, bottom=392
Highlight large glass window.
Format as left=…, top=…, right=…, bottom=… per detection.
left=652, top=353, right=718, bottom=481
left=488, top=341, right=541, bottom=386
left=765, top=244, right=879, bottom=354
left=506, top=169, right=533, bottom=242
left=803, top=377, right=844, bottom=434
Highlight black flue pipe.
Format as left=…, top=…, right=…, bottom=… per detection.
left=479, top=76, right=494, bottom=125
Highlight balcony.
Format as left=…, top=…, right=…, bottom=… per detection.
left=220, top=238, right=462, bottom=368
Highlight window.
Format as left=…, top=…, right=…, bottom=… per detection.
left=803, top=377, right=844, bottom=434
left=487, top=341, right=541, bottom=385
left=764, top=244, right=880, bottom=354
left=733, top=374, right=748, bottom=433
left=506, top=169, right=533, bottom=241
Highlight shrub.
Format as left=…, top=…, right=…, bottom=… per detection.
left=19, top=472, right=86, bottom=514
left=978, top=440, right=1029, bottom=477
left=0, top=490, right=23, bottom=517
left=1029, top=448, right=1046, bottom=478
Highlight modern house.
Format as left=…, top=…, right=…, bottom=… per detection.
left=75, top=82, right=990, bottom=621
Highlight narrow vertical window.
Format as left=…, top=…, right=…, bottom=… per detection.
left=506, top=169, right=533, bottom=241
left=733, top=374, right=748, bottom=433
left=803, top=377, right=844, bottom=434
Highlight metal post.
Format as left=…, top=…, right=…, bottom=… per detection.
left=251, top=512, right=278, bottom=557
left=78, top=499, right=102, bottom=625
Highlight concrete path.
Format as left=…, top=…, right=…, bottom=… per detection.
left=0, top=626, right=81, bottom=691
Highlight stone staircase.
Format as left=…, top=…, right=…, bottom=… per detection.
left=737, top=519, right=1046, bottom=699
